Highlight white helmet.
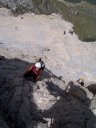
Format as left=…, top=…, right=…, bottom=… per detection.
left=35, top=62, right=41, bottom=68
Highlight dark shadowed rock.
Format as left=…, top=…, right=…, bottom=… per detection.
left=87, top=84, right=96, bottom=96
left=0, top=55, right=96, bottom=128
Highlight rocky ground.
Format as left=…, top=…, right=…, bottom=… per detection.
left=0, top=55, right=96, bottom=128
left=0, top=7, right=96, bottom=128
left=0, top=8, right=96, bottom=82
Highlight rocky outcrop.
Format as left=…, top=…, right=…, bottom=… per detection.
left=0, top=0, right=55, bottom=14
left=0, top=0, right=34, bottom=12
left=0, top=55, right=96, bottom=128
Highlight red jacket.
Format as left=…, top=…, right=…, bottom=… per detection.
left=31, top=65, right=41, bottom=76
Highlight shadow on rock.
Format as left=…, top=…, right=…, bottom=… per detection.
left=0, top=55, right=96, bottom=128
left=87, top=84, right=96, bottom=96
left=42, top=81, right=96, bottom=128
left=0, top=55, right=48, bottom=128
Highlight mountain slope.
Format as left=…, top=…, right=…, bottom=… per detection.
left=0, top=0, right=96, bottom=41
left=0, top=0, right=55, bottom=14
left=0, top=6, right=96, bottom=128
left=0, top=55, right=96, bottom=128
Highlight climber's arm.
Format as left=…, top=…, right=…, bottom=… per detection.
left=18, top=65, right=33, bottom=77
left=23, top=65, right=33, bottom=75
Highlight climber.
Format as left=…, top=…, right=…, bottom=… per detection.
left=77, top=78, right=84, bottom=86
left=69, top=29, right=74, bottom=35
left=38, top=58, right=45, bottom=70
left=23, top=58, right=45, bottom=81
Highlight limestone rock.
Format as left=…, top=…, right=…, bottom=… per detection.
left=87, top=84, right=96, bottom=96
left=0, top=0, right=54, bottom=14
left=0, top=56, right=96, bottom=128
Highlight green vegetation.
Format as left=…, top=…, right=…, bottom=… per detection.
left=14, top=0, right=96, bottom=42
left=0, top=0, right=96, bottom=41
left=53, top=0, right=96, bottom=42
left=32, top=0, right=55, bottom=14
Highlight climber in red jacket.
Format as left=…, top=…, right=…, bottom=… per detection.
left=23, top=58, right=45, bottom=81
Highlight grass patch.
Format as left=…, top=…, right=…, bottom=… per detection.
left=53, top=0, right=96, bottom=42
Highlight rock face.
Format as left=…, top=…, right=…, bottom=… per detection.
left=0, top=0, right=55, bottom=14
left=0, top=0, right=34, bottom=12
left=0, top=55, right=96, bottom=128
